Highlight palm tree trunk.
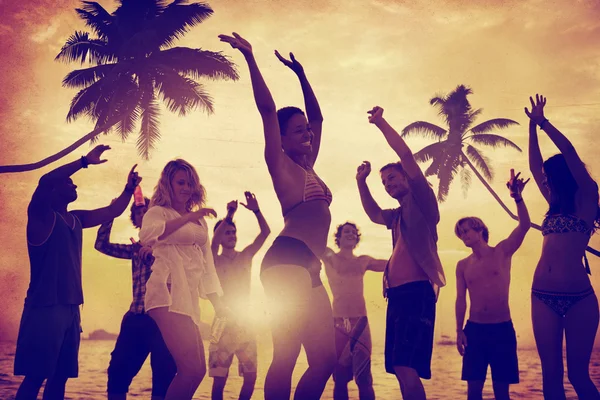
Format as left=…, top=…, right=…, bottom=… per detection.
left=0, top=119, right=120, bottom=174
left=462, top=152, right=600, bottom=258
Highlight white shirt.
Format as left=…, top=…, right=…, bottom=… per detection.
left=140, top=205, right=223, bottom=326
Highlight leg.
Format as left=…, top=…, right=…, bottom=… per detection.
left=492, top=381, right=510, bottom=400
left=261, top=266, right=309, bottom=400
left=148, top=307, right=206, bottom=400
left=466, top=381, right=484, bottom=400
left=565, top=293, right=600, bottom=399
left=333, top=318, right=353, bottom=400
left=353, top=319, right=375, bottom=400
left=532, top=294, right=566, bottom=400
left=42, top=375, right=69, bottom=400
left=295, top=284, right=337, bottom=400
left=148, top=314, right=177, bottom=400
left=236, top=338, right=258, bottom=400
left=239, top=372, right=256, bottom=400
left=211, top=376, right=228, bottom=400
left=394, top=366, right=426, bottom=400
left=15, top=376, right=45, bottom=400
left=108, top=313, right=151, bottom=400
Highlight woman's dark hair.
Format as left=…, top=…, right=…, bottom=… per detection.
left=334, top=222, right=361, bottom=248
left=130, top=197, right=150, bottom=226
left=277, top=106, right=305, bottom=136
left=544, top=153, right=600, bottom=231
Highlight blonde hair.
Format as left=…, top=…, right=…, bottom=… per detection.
left=150, top=159, right=206, bottom=212
left=455, top=217, right=489, bottom=243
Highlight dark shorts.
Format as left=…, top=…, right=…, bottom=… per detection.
left=333, top=316, right=372, bottom=386
left=385, top=281, right=436, bottom=379
left=461, top=320, right=519, bottom=384
left=261, top=236, right=322, bottom=287
left=107, top=312, right=176, bottom=396
left=14, top=304, right=81, bottom=378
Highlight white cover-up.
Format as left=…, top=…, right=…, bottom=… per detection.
left=140, top=206, right=223, bottom=326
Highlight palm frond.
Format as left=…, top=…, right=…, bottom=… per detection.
left=437, top=155, right=462, bottom=202
left=55, top=31, right=116, bottom=64
left=61, top=64, right=116, bottom=88
left=153, top=1, right=214, bottom=48
left=401, top=121, right=447, bottom=140
left=460, top=168, right=472, bottom=198
left=137, top=92, right=161, bottom=160
left=468, top=133, right=522, bottom=151
left=469, top=118, right=519, bottom=135
left=67, top=79, right=106, bottom=122
left=76, top=2, right=115, bottom=40
left=413, top=141, right=446, bottom=163
left=154, top=69, right=213, bottom=115
left=151, top=47, right=238, bottom=81
left=464, top=145, right=493, bottom=181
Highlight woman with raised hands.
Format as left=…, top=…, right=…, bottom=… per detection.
left=219, top=32, right=336, bottom=400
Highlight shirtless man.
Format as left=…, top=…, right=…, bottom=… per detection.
left=322, top=222, right=387, bottom=400
left=455, top=170, right=531, bottom=400
left=209, top=192, right=270, bottom=400
left=357, top=106, right=446, bottom=400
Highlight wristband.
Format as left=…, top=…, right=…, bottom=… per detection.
left=514, top=197, right=523, bottom=204
left=124, top=185, right=136, bottom=194
left=539, top=118, right=549, bottom=130
left=253, top=209, right=261, bottom=214
left=81, top=156, right=89, bottom=169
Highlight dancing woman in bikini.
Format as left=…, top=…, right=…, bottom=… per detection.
left=526, top=94, right=600, bottom=399
left=219, top=33, right=337, bottom=400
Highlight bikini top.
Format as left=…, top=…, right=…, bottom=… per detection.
left=541, top=214, right=593, bottom=237
left=283, top=167, right=332, bottom=216
left=542, top=213, right=593, bottom=275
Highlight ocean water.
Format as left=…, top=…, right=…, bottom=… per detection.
left=0, top=339, right=599, bottom=399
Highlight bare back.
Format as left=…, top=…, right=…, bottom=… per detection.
left=461, top=247, right=512, bottom=323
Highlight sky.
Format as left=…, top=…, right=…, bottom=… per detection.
left=1, top=0, right=600, bottom=349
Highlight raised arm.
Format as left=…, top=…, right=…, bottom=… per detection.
left=356, top=161, right=385, bottom=225
left=94, top=220, right=134, bottom=260
left=240, top=192, right=271, bottom=258
left=73, top=164, right=141, bottom=229
left=368, top=106, right=422, bottom=179
left=211, top=200, right=238, bottom=258
left=27, top=145, right=111, bottom=244
left=525, top=94, right=597, bottom=195
left=219, top=33, right=284, bottom=173
left=527, top=119, right=550, bottom=203
left=498, top=170, right=531, bottom=256
left=455, top=260, right=468, bottom=356
left=275, top=51, right=323, bottom=166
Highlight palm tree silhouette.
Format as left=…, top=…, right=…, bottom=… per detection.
left=403, top=84, right=600, bottom=257
left=0, top=0, right=238, bottom=174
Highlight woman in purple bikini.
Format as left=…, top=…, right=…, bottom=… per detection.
left=219, top=33, right=336, bottom=400
left=526, top=94, right=600, bottom=399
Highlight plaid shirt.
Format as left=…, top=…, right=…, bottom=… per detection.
left=94, top=221, right=152, bottom=314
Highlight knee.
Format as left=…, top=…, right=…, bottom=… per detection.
left=243, top=372, right=257, bottom=384
left=394, top=367, right=421, bottom=389
left=178, top=361, right=206, bottom=384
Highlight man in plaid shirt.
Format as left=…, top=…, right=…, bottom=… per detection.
left=95, top=196, right=176, bottom=400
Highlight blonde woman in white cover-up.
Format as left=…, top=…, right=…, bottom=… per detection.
left=140, top=159, right=225, bottom=400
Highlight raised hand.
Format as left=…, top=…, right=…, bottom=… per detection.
left=126, top=164, right=142, bottom=190
left=218, top=32, right=252, bottom=57
left=367, top=106, right=384, bottom=124
left=457, top=330, right=468, bottom=356
left=240, top=191, right=260, bottom=212
left=506, top=169, right=530, bottom=199
left=356, top=161, right=372, bottom=181
left=524, top=94, right=547, bottom=124
left=86, top=144, right=111, bottom=165
left=274, top=50, right=304, bottom=75
left=189, top=207, right=217, bottom=221
left=226, top=200, right=238, bottom=216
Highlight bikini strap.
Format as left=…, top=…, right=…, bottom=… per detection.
left=584, top=253, right=591, bottom=275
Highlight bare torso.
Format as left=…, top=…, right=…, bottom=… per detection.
left=214, top=250, right=252, bottom=314
left=323, top=252, right=370, bottom=318
left=462, top=247, right=512, bottom=323
left=387, top=232, right=429, bottom=288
